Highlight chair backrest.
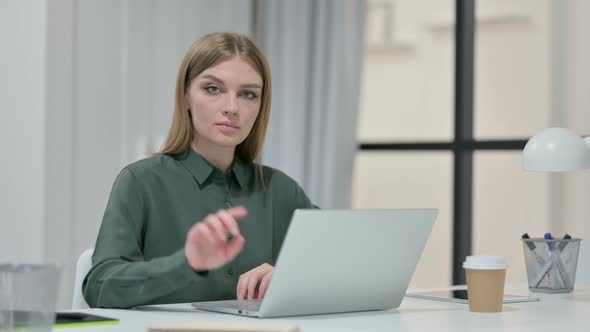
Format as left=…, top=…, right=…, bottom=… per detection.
left=576, top=240, right=589, bottom=287
left=72, top=248, right=94, bottom=309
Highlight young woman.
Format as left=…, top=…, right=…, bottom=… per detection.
left=83, top=32, right=315, bottom=309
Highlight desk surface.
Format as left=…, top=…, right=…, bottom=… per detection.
left=62, top=286, right=590, bottom=332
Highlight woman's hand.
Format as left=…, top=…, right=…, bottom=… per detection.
left=184, top=206, right=248, bottom=271
left=236, top=263, right=274, bottom=300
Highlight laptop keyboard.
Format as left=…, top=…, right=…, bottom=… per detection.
left=193, top=299, right=262, bottom=311
left=220, top=299, right=262, bottom=311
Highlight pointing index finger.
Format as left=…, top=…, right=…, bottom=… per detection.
left=227, top=206, right=248, bottom=219
left=216, top=210, right=242, bottom=238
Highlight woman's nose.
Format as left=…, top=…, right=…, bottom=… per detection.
left=222, top=95, right=238, bottom=115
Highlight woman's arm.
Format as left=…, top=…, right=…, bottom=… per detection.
left=83, top=167, right=248, bottom=308
left=82, top=168, right=201, bottom=308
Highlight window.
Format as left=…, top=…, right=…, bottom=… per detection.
left=355, top=0, right=590, bottom=286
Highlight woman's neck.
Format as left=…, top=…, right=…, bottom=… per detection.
left=191, top=141, right=235, bottom=174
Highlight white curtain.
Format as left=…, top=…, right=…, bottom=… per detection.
left=40, top=0, right=254, bottom=309
left=259, top=0, right=367, bottom=208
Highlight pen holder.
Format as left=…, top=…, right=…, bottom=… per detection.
left=522, top=238, right=581, bottom=293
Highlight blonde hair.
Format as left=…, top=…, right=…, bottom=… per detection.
left=160, top=32, right=272, bottom=164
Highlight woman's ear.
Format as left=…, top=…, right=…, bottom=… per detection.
left=184, top=96, right=190, bottom=113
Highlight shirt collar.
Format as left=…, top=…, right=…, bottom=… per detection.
left=176, top=148, right=248, bottom=188
left=232, top=156, right=249, bottom=189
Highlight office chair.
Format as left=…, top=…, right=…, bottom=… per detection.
left=72, top=248, right=93, bottom=309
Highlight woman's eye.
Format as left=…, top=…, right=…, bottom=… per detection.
left=241, top=91, right=258, bottom=100
left=205, top=86, right=220, bottom=94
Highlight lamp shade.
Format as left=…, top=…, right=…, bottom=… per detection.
left=523, top=127, right=590, bottom=172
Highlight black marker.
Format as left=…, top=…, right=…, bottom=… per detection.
left=558, top=234, right=572, bottom=251
left=522, top=233, right=536, bottom=251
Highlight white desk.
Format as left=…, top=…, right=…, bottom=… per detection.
left=62, top=286, right=590, bottom=332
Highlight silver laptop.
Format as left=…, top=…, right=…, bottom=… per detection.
left=192, top=208, right=437, bottom=318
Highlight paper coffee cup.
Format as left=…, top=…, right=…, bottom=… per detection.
left=463, top=256, right=507, bottom=313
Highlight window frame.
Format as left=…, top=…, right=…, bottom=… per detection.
left=357, top=0, right=528, bottom=285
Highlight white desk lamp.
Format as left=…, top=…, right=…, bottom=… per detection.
left=523, top=127, right=590, bottom=172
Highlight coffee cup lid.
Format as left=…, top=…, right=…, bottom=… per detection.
left=463, top=256, right=507, bottom=270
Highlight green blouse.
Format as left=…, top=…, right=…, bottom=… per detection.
left=82, top=148, right=314, bottom=308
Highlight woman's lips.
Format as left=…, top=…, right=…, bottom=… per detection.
left=216, top=123, right=240, bottom=133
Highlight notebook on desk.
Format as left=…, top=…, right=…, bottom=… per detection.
left=192, top=208, right=438, bottom=318
left=9, top=311, right=118, bottom=329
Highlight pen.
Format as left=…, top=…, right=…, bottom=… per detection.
left=522, top=233, right=553, bottom=288
left=522, top=233, right=536, bottom=251
left=543, top=232, right=563, bottom=287
left=548, top=233, right=571, bottom=288
left=532, top=234, right=571, bottom=288
left=555, top=234, right=572, bottom=288
left=522, top=233, right=545, bottom=265
left=544, top=233, right=555, bottom=251
left=558, top=234, right=572, bottom=251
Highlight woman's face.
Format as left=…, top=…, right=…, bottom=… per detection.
left=186, top=56, right=263, bottom=150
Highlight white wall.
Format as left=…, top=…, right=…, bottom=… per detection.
left=551, top=0, right=590, bottom=239
left=44, top=0, right=76, bottom=310
left=0, top=0, right=47, bottom=263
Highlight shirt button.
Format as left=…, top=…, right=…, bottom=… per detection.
left=225, top=201, right=231, bottom=208
left=227, top=268, right=234, bottom=276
